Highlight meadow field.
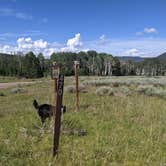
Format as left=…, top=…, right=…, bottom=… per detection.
left=0, top=76, right=166, bottom=166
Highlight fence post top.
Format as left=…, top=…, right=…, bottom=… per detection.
left=52, top=61, right=60, bottom=79
left=74, top=61, right=80, bottom=65
left=52, top=61, right=59, bottom=68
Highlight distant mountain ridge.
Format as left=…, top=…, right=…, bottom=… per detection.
left=116, top=56, right=145, bottom=62
left=116, top=52, right=166, bottom=62
left=157, top=52, right=166, bottom=60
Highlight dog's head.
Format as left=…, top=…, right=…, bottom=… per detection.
left=33, top=99, right=39, bottom=109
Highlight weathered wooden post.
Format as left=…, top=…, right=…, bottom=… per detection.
left=52, top=62, right=59, bottom=116
left=53, top=74, right=64, bottom=157
left=52, top=62, right=64, bottom=157
left=74, top=61, right=79, bottom=112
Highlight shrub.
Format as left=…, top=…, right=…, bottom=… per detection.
left=10, top=88, right=27, bottom=94
left=136, top=85, right=154, bottom=94
left=118, top=86, right=131, bottom=96
left=0, top=92, right=5, bottom=96
left=83, top=80, right=111, bottom=87
left=136, top=85, right=166, bottom=99
left=96, top=86, right=114, bottom=96
left=65, top=85, right=87, bottom=93
left=111, top=82, right=120, bottom=87
left=65, top=85, right=75, bottom=93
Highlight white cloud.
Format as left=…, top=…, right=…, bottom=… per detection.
left=136, top=27, right=158, bottom=36
left=0, top=44, right=13, bottom=54
left=84, top=38, right=166, bottom=57
left=144, top=28, right=158, bottom=34
left=0, top=33, right=166, bottom=57
left=0, top=8, right=32, bottom=20
left=67, top=33, right=82, bottom=48
left=100, top=34, right=106, bottom=40
left=17, top=37, right=33, bottom=49
left=61, top=33, right=83, bottom=52
left=124, top=48, right=140, bottom=56
left=34, top=39, right=48, bottom=48
left=17, top=37, right=48, bottom=52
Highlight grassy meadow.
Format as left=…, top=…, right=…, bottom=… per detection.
left=0, top=76, right=166, bottom=166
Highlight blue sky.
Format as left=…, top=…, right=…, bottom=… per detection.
left=0, top=0, right=166, bottom=57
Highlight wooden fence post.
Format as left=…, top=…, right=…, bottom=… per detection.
left=53, top=74, right=64, bottom=157
left=74, top=61, right=79, bottom=112
left=52, top=62, right=64, bottom=157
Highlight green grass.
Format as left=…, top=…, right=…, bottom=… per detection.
left=0, top=76, right=166, bottom=166
left=0, top=76, right=21, bottom=83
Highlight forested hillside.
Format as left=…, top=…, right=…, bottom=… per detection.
left=121, top=55, right=166, bottom=76
left=51, top=51, right=120, bottom=76
left=0, top=52, right=49, bottom=78
left=0, top=51, right=121, bottom=78
left=0, top=51, right=166, bottom=78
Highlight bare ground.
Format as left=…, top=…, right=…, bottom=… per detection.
left=0, top=82, right=35, bottom=89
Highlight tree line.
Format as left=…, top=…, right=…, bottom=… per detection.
left=0, top=51, right=121, bottom=78
left=121, top=58, right=166, bottom=76
left=0, top=52, right=49, bottom=78
left=0, top=51, right=166, bottom=78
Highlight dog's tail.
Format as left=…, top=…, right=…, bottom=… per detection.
left=33, top=99, right=39, bottom=110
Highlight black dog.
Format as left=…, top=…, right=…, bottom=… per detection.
left=33, top=99, right=66, bottom=125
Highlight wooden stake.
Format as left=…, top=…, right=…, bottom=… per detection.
left=52, top=62, right=59, bottom=118
left=74, top=61, right=79, bottom=112
left=51, top=62, right=63, bottom=157
left=53, top=75, right=64, bottom=157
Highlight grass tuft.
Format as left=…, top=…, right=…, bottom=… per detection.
left=96, top=86, right=114, bottom=96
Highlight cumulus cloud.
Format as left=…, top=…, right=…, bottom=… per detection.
left=1, top=33, right=166, bottom=57
left=34, top=39, right=48, bottom=48
left=0, top=44, right=13, bottom=54
left=67, top=33, right=82, bottom=48
left=61, top=33, right=83, bottom=52
left=124, top=48, right=140, bottom=56
left=136, top=27, right=158, bottom=36
left=0, top=34, right=83, bottom=56
left=17, top=37, right=48, bottom=53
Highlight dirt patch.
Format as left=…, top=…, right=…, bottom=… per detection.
left=0, top=82, right=35, bottom=89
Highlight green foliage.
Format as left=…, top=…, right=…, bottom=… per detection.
left=22, top=52, right=43, bottom=78
left=50, top=51, right=119, bottom=76
left=0, top=92, right=5, bottom=96
left=0, top=52, right=47, bottom=78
